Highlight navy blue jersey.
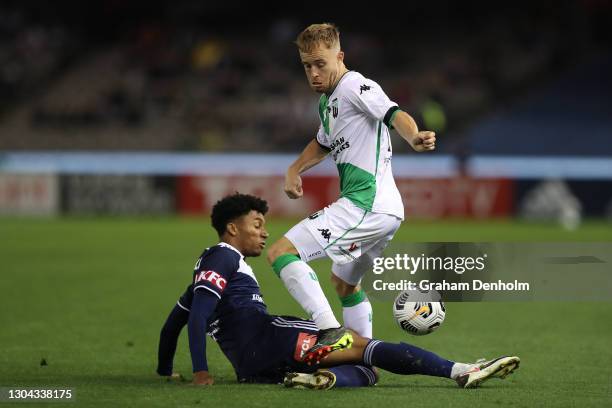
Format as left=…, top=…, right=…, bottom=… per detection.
left=176, top=242, right=272, bottom=372
left=158, top=241, right=319, bottom=381
left=178, top=242, right=267, bottom=318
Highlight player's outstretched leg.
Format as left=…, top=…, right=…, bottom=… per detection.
left=361, top=340, right=520, bottom=389
left=314, top=335, right=520, bottom=389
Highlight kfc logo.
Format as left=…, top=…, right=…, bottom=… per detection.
left=194, top=270, right=227, bottom=291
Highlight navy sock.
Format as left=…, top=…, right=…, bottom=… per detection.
left=363, top=340, right=454, bottom=378
left=326, top=365, right=377, bottom=387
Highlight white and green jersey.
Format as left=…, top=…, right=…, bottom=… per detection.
left=316, top=71, right=404, bottom=220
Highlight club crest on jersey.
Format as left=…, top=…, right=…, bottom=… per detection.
left=195, top=270, right=227, bottom=291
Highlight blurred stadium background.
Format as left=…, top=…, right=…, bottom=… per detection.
left=1, top=0, right=611, bottom=222
left=1, top=1, right=612, bottom=406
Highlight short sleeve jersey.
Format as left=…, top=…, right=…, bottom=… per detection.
left=316, top=71, right=404, bottom=219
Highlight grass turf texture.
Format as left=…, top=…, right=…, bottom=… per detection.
left=1, top=218, right=611, bottom=407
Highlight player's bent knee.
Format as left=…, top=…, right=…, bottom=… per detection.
left=266, top=241, right=285, bottom=264
left=266, top=243, right=281, bottom=265
left=267, top=238, right=299, bottom=264
left=331, top=274, right=357, bottom=298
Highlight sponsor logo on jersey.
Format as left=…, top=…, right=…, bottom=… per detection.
left=330, top=136, right=350, bottom=160
left=329, top=137, right=347, bottom=150
left=308, top=210, right=323, bottom=220
left=339, top=246, right=357, bottom=261
left=294, top=332, right=317, bottom=361
left=194, top=270, right=227, bottom=291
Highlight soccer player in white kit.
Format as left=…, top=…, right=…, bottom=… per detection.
left=267, top=23, right=436, bottom=362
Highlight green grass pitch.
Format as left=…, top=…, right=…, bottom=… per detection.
left=1, top=218, right=611, bottom=407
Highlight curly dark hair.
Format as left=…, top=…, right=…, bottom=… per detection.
left=211, top=193, right=269, bottom=236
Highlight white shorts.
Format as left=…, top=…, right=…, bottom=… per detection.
left=285, top=197, right=402, bottom=286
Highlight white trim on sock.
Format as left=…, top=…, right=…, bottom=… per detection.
left=450, top=362, right=474, bottom=379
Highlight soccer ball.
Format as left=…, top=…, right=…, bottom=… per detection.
left=393, top=289, right=446, bottom=335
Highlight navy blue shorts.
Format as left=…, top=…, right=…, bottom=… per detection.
left=232, top=314, right=320, bottom=383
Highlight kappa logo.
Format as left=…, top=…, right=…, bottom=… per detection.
left=360, top=84, right=371, bottom=94
left=317, top=228, right=331, bottom=242
left=194, top=270, right=227, bottom=291
left=331, top=98, right=338, bottom=118
left=294, top=332, right=317, bottom=361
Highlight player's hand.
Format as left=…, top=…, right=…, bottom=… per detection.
left=411, top=131, right=436, bottom=152
left=284, top=170, right=303, bottom=199
left=192, top=370, right=214, bottom=386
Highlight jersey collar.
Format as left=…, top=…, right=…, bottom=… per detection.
left=217, top=242, right=244, bottom=258
left=326, top=70, right=353, bottom=97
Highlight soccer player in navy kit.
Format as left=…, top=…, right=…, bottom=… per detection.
left=157, top=193, right=519, bottom=389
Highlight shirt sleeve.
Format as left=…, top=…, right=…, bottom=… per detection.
left=345, top=79, right=399, bottom=124
left=192, top=246, right=238, bottom=299
left=157, top=303, right=189, bottom=376
left=188, top=290, right=219, bottom=372
left=315, top=124, right=332, bottom=151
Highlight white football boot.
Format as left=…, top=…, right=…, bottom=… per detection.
left=456, top=356, right=520, bottom=388
left=283, top=370, right=337, bottom=390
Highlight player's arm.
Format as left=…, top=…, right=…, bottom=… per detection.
left=390, top=109, right=436, bottom=153
left=346, top=80, right=436, bottom=152
left=285, top=138, right=329, bottom=199
left=157, top=303, right=189, bottom=377
left=188, top=290, right=219, bottom=386
left=187, top=246, right=236, bottom=386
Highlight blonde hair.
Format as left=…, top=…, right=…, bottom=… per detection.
left=295, top=23, right=340, bottom=53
